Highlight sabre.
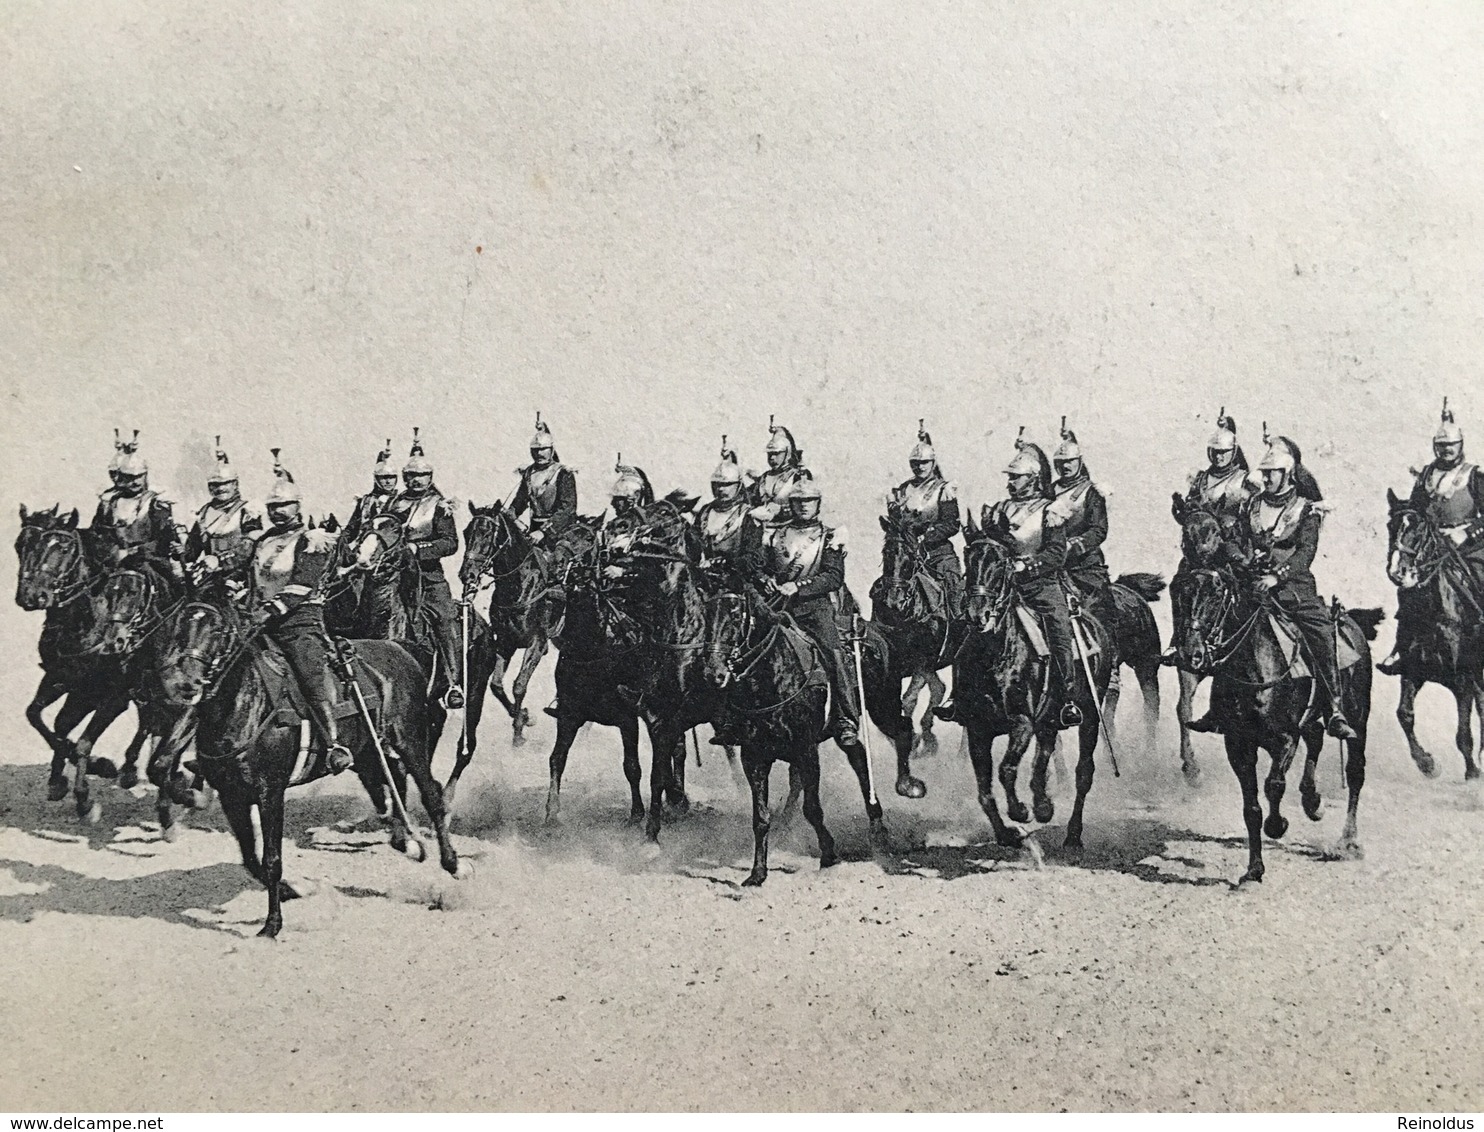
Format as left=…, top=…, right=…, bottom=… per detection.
left=460, top=589, right=471, bottom=756
left=850, top=613, right=880, bottom=807
left=1067, top=599, right=1121, bottom=778
left=332, top=638, right=422, bottom=857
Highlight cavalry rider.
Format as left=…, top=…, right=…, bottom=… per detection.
left=388, top=429, right=465, bottom=709
left=1182, top=409, right=1258, bottom=536
left=183, top=436, right=260, bottom=598
left=748, top=418, right=809, bottom=524
left=342, top=439, right=399, bottom=544
left=512, top=414, right=579, bottom=548
left=1378, top=399, right=1484, bottom=674
left=1047, top=418, right=1115, bottom=631
left=742, top=470, right=863, bottom=746
left=695, top=437, right=752, bottom=576
left=249, top=451, right=353, bottom=774
left=599, top=459, right=656, bottom=573
left=1190, top=433, right=1358, bottom=740
left=885, top=420, right=963, bottom=620
left=87, top=430, right=184, bottom=582
left=942, top=432, right=1083, bottom=729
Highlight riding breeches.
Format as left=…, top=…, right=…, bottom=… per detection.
left=1271, top=577, right=1343, bottom=712
left=1017, top=578, right=1079, bottom=702
left=787, top=597, right=861, bottom=728
left=1065, top=564, right=1116, bottom=642
left=925, top=546, right=965, bottom=619
left=417, top=573, right=465, bottom=690
left=267, top=604, right=341, bottom=745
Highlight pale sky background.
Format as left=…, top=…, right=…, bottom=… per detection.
left=4, top=0, right=1483, bottom=726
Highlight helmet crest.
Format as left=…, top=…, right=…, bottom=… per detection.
left=1434, top=396, right=1464, bottom=445
left=373, top=438, right=395, bottom=477
left=267, top=447, right=302, bottom=505
left=1053, top=415, right=1082, bottom=462
left=765, top=415, right=802, bottom=463
left=208, top=434, right=238, bottom=485
left=909, top=418, right=937, bottom=464
left=711, top=435, right=743, bottom=485
left=116, top=429, right=148, bottom=477
left=403, top=427, right=433, bottom=476
left=530, top=411, right=558, bottom=455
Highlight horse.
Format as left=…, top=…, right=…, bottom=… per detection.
left=1384, top=489, right=1484, bottom=780
left=1166, top=502, right=1229, bottom=783
left=154, top=595, right=465, bottom=937
left=1172, top=562, right=1381, bottom=882
left=13, top=505, right=160, bottom=822
left=703, top=585, right=837, bottom=885
left=334, top=512, right=500, bottom=807
left=460, top=502, right=595, bottom=746
left=1103, top=572, right=1167, bottom=753
left=955, top=527, right=1115, bottom=849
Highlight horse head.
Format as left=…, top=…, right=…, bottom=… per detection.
left=1386, top=488, right=1435, bottom=591
left=963, top=534, right=1015, bottom=634
left=878, top=513, right=927, bottom=619
left=1178, top=506, right=1226, bottom=570
left=459, top=500, right=526, bottom=593
left=15, top=506, right=86, bottom=611
left=157, top=601, right=236, bottom=706
left=1173, top=567, right=1245, bottom=676
left=703, top=588, right=753, bottom=689
left=88, top=569, right=155, bottom=655
left=345, top=514, right=405, bottom=577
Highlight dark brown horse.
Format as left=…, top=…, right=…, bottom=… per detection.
left=1171, top=555, right=1381, bottom=883
left=155, top=596, right=465, bottom=937
left=1384, top=490, right=1484, bottom=780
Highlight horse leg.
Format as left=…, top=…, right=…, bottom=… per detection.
left=1299, top=728, right=1324, bottom=822
left=838, top=738, right=889, bottom=849
left=922, top=670, right=946, bottom=737
left=118, top=719, right=149, bottom=790
left=901, top=672, right=926, bottom=731
left=1337, top=731, right=1367, bottom=858
left=666, top=733, right=689, bottom=813
left=255, top=778, right=289, bottom=939
left=998, top=719, right=1035, bottom=825
left=1102, top=667, right=1122, bottom=752
left=1454, top=682, right=1480, bottom=781
left=1063, top=718, right=1100, bottom=850
left=215, top=775, right=263, bottom=883
left=487, top=644, right=518, bottom=719
left=545, top=714, right=583, bottom=825
left=1470, top=683, right=1484, bottom=781
left=798, top=746, right=837, bottom=870
left=28, top=680, right=72, bottom=800
left=394, top=728, right=460, bottom=877
left=1030, top=726, right=1057, bottom=825
left=618, top=716, right=643, bottom=823
left=967, top=725, right=1021, bottom=847
left=509, top=638, right=548, bottom=746
left=1226, top=735, right=1264, bottom=883
left=1396, top=678, right=1438, bottom=777
left=865, top=662, right=923, bottom=799
left=1263, top=732, right=1300, bottom=841
left=1135, top=660, right=1162, bottom=752
left=72, top=696, right=129, bottom=824
left=444, top=643, right=491, bottom=807
left=775, top=762, right=803, bottom=828
left=1177, top=670, right=1201, bottom=784
left=741, top=750, right=772, bottom=886
left=643, top=720, right=674, bottom=842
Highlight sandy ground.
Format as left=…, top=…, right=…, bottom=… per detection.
left=1, top=679, right=1480, bottom=1112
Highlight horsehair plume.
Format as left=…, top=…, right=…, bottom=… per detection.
left=271, top=447, right=294, bottom=482
left=1262, top=420, right=1271, bottom=444
left=410, top=426, right=424, bottom=458
left=1441, top=396, right=1454, bottom=424
left=768, top=413, right=775, bottom=431
left=113, top=427, right=122, bottom=451
left=378, top=437, right=392, bottom=461
left=535, top=410, right=542, bottom=426
left=1015, top=425, right=1026, bottom=448
left=1060, top=414, right=1068, bottom=436
left=122, top=429, right=140, bottom=454
left=917, top=418, right=932, bottom=445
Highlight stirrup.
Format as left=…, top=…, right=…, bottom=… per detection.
left=326, top=744, right=354, bottom=774
left=543, top=698, right=561, bottom=719
left=1375, top=651, right=1404, bottom=676
left=932, top=700, right=957, bottom=723
left=1058, top=702, right=1083, bottom=729
left=442, top=684, right=465, bottom=710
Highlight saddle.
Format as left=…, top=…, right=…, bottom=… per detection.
left=254, top=636, right=383, bottom=728
left=1264, top=606, right=1363, bottom=680
left=1013, top=600, right=1102, bottom=661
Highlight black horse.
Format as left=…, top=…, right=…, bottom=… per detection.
left=1384, top=489, right=1484, bottom=780
left=154, top=595, right=465, bottom=937
left=1171, top=548, right=1381, bottom=883
left=956, top=527, right=1115, bottom=849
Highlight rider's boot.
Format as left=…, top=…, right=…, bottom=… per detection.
left=1186, top=710, right=1223, bottom=734
left=544, top=696, right=561, bottom=719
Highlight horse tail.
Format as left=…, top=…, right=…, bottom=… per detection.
left=1346, top=607, right=1385, bottom=641
left=1114, top=572, right=1166, bottom=602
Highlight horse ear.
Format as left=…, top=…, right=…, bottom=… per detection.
left=65, top=509, right=79, bottom=529
left=1170, top=493, right=1187, bottom=523
left=18, top=504, right=27, bottom=522
left=467, top=499, right=475, bottom=515
left=1386, top=487, right=1400, bottom=510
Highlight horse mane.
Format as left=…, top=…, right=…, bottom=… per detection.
left=1114, top=572, right=1166, bottom=602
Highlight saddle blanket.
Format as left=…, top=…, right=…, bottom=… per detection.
left=1266, top=613, right=1363, bottom=681
left=1015, top=605, right=1102, bottom=661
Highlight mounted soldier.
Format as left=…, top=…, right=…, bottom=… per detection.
left=1047, top=418, right=1115, bottom=632
left=695, top=436, right=752, bottom=576
left=183, top=436, right=261, bottom=600
left=1182, top=409, right=1258, bottom=536
left=599, top=458, right=656, bottom=573
left=1379, top=398, right=1484, bottom=674
left=248, top=450, right=352, bottom=773
left=1190, top=431, right=1358, bottom=740
left=948, top=431, right=1083, bottom=729
left=388, top=429, right=465, bottom=709
left=512, top=414, right=579, bottom=550
left=747, top=417, right=809, bottom=525
left=343, top=439, right=399, bottom=544
left=883, top=420, right=964, bottom=621
left=87, top=430, right=184, bottom=586
left=742, top=470, right=862, bottom=745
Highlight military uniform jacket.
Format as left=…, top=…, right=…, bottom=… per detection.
left=748, top=465, right=807, bottom=522
left=983, top=497, right=1069, bottom=584
left=1186, top=464, right=1258, bottom=530
left=745, top=519, right=847, bottom=605
left=889, top=475, right=961, bottom=557
left=251, top=523, right=337, bottom=619
left=343, top=489, right=396, bottom=543
left=185, top=499, right=261, bottom=573
left=1245, top=492, right=1321, bottom=586
left=513, top=463, right=578, bottom=537
left=390, top=490, right=459, bottom=574
left=1408, top=460, right=1484, bottom=541
left=1045, top=473, right=1109, bottom=576
left=89, top=489, right=180, bottom=564
left=695, top=498, right=751, bottom=564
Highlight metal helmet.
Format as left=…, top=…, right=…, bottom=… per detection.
left=530, top=412, right=556, bottom=451
left=207, top=435, right=238, bottom=486
left=1207, top=407, right=1238, bottom=452
left=1257, top=423, right=1297, bottom=492
left=785, top=469, right=822, bottom=505
left=1434, top=397, right=1464, bottom=445
left=373, top=439, right=395, bottom=478
left=765, top=416, right=801, bottom=462
left=711, top=436, right=743, bottom=485
left=108, top=428, right=125, bottom=477
left=266, top=448, right=302, bottom=504
left=610, top=456, right=653, bottom=504
left=115, top=430, right=148, bottom=477
left=1004, top=428, right=1050, bottom=482
left=1053, top=416, right=1082, bottom=462
left=403, top=427, right=433, bottom=476
left=909, top=419, right=937, bottom=463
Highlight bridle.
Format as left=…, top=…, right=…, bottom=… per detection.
left=21, top=527, right=93, bottom=608
left=1179, top=567, right=1264, bottom=676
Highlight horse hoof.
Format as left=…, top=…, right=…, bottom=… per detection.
left=869, top=820, right=891, bottom=851
left=741, top=872, right=766, bottom=887
left=404, top=839, right=427, bottom=863
left=995, top=827, right=1025, bottom=849
left=47, top=778, right=68, bottom=802
left=819, top=852, right=840, bottom=870
left=1007, top=800, right=1030, bottom=824
left=442, top=783, right=459, bottom=809
left=1033, top=799, right=1055, bottom=824
left=1301, top=793, right=1323, bottom=822
left=1264, top=814, right=1289, bottom=840
left=1063, top=831, right=1082, bottom=850
left=1413, top=753, right=1439, bottom=779
left=1331, top=839, right=1363, bottom=861
left=1466, top=766, right=1481, bottom=782
left=1237, top=867, right=1264, bottom=885
left=87, top=757, right=118, bottom=779
left=281, top=878, right=317, bottom=899
left=895, top=775, right=926, bottom=800
left=512, top=732, right=527, bottom=748
left=117, top=766, right=139, bottom=791
left=452, top=858, right=474, bottom=880
left=160, top=822, right=180, bottom=844
left=80, top=801, right=102, bottom=825
left=1181, top=763, right=1201, bottom=786
left=256, top=924, right=281, bottom=940
left=185, top=789, right=210, bottom=813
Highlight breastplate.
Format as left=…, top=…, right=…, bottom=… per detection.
left=999, top=499, right=1047, bottom=554
left=766, top=523, right=826, bottom=583
left=198, top=500, right=247, bottom=557
left=701, top=502, right=747, bottom=558
left=1426, top=463, right=1478, bottom=526
left=755, top=467, right=800, bottom=504
left=898, top=478, right=945, bottom=522
left=106, top=492, right=156, bottom=547
left=1252, top=496, right=1307, bottom=564
left=1196, top=466, right=1250, bottom=516
left=253, top=530, right=301, bottom=599
left=526, top=465, right=563, bottom=519
left=356, top=492, right=393, bottom=526
left=398, top=494, right=442, bottom=540
left=1046, top=478, right=1092, bottom=530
